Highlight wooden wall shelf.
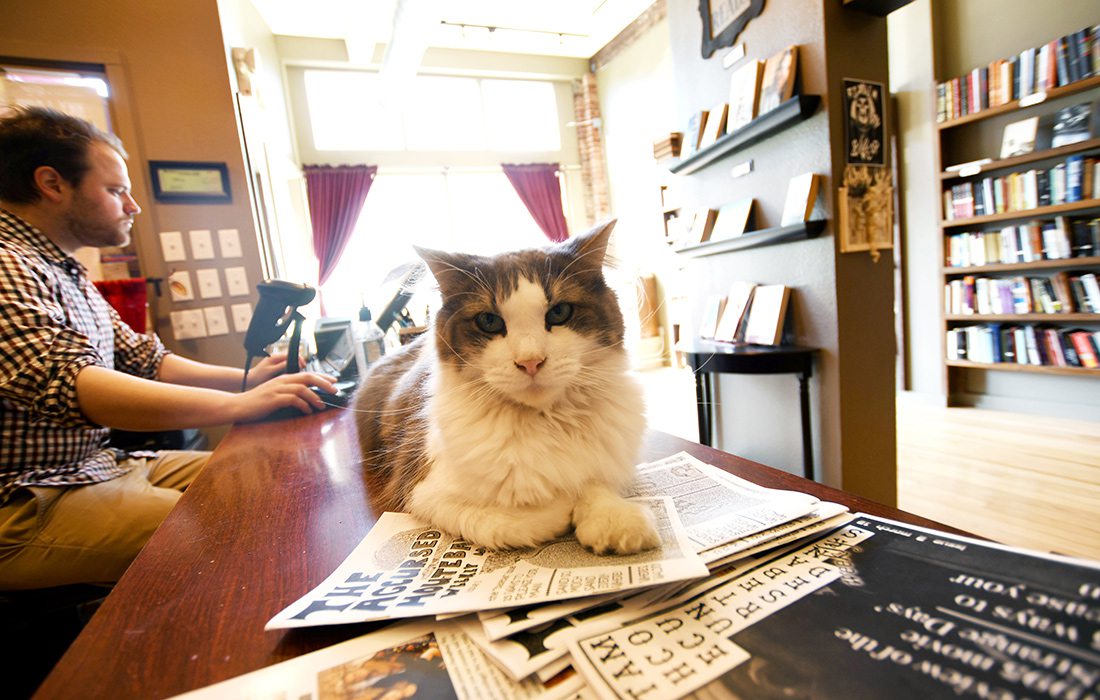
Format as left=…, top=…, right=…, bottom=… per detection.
left=943, top=256, right=1100, bottom=276
left=940, top=139, right=1100, bottom=182
left=947, top=359, right=1100, bottom=377
left=937, top=75, right=1100, bottom=130
left=674, top=220, right=826, bottom=258
left=942, top=198, right=1100, bottom=229
left=669, top=95, right=821, bottom=176
left=945, top=313, right=1100, bottom=323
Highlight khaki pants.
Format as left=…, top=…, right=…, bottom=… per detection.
left=0, top=451, right=209, bottom=590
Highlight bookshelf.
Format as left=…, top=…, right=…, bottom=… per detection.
left=935, top=36, right=1100, bottom=395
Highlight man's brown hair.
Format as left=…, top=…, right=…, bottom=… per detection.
left=0, top=106, right=128, bottom=204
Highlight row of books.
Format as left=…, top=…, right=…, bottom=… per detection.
left=935, top=24, right=1100, bottom=122
left=945, top=271, right=1100, bottom=316
left=945, top=216, right=1100, bottom=267
left=947, top=323, right=1100, bottom=369
left=698, top=282, right=790, bottom=346
left=942, top=155, right=1100, bottom=221
left=682, top=45, right=798, bottom=158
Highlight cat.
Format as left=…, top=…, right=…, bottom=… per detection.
left=352, top=220, right=660, bottom=554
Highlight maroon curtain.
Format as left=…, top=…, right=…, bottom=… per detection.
left=303, top=164, right=378, bottom=284
left=501, top=163, right=569, bottom=242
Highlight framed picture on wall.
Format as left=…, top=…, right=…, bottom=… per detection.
left=148, top=160, right=232, bottom=203
left=699, top=0, right=766, bottom=59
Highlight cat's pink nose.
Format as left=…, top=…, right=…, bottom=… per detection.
left=515, top=358, right=545, bottom=376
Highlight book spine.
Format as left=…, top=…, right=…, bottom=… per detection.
left=1067, top=155, right=1084, bottom=203
left=1069, top=331, right=1099, bottom=368
left=1056, top=36, right=1071, bottom=86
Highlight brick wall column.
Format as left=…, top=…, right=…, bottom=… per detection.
left=572, top=71, right=610, bottom=226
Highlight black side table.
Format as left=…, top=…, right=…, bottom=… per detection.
left=678, top=339, right=818, bottom=480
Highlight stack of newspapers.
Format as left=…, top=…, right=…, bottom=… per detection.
left=174, top=452, right=1100, bottom=700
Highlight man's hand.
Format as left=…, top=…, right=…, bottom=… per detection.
left=245, top=351, right=303, bottom=389
left=230, top=370, right=340, bottom=422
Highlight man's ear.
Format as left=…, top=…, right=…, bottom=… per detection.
left=33, top=166, right=67, bottom=204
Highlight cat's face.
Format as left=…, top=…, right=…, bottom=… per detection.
left=418, top=221, right=625, bottom=410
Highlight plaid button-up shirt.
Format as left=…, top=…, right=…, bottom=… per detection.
left=0, top=208, right=168, bottom=505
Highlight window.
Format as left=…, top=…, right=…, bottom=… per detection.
left=303, top=70, right=561, bottom=153
left=404, top=76, right=484, bottom=151
left=304, top=70, right=405, bottom=151
left=482, top=79, right=561, bottom=152
left=319, top=170, right=548, bottom=320
left=1, top=66, right=111, bottom=132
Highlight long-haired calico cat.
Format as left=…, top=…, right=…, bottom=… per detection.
left=353, top=220, right=659, bottom=554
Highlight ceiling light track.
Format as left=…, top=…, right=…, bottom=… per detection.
left=439, top=20, right=588, bottom=40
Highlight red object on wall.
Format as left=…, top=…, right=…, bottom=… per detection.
left=94, top=278, right=147, bottom=333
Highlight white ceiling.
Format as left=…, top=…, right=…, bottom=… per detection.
left=249, top=0, right=655, bottom=59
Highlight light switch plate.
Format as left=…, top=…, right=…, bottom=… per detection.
left=196, top=268, right=223, bottom=299
left=224, top=266, right=250, bottom=297
left=230, top=302, right=252, bottom=333
left=203, top=306, right=229, bottom=336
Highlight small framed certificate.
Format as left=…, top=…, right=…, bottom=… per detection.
left=148, top=160, right=231, bottom=203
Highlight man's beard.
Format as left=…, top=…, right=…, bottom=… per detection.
left=64, top=197, right=132, bottom=248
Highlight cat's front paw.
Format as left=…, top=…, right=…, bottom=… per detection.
left=456, top=503, right=573, bottom=550
left=574, top=499, right=660, bottom=555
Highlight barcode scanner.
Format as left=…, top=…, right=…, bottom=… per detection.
left=242, top=280, right=316, bottom=390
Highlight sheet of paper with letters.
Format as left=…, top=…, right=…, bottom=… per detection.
left=266, top=497, right=709, bottom=630
left=630, top=452, right=820, bottom=550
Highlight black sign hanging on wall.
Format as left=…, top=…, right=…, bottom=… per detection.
left=699, top=0, right=766, bottom=59
left=843, top=78, right=886, bottom=166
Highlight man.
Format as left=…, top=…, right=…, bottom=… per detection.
left=0, top=107, right=336, bottom=590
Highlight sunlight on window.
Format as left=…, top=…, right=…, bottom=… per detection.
left=304, top=70, right=405, bottom=151
left=405, top=76, right=485, bottom=151
left=320, top=171, right=551, bottom=321
left=482, top=79, right=561, bottom=152
left=302, top=70, right=562, bottom=154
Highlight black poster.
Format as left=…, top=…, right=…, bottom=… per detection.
left=844, top=78, right=886, bottom=166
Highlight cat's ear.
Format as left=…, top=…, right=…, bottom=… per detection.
left=414, top=246, right=469, bottom=297
left=561, top=219, right=616, bottom=272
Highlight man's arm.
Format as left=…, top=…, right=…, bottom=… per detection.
left=75, top=365, right=338, bottom=430
left=157, top=352, right=304, bottom=392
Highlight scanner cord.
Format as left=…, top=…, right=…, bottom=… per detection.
left=242, top=354, right=253, bottom=393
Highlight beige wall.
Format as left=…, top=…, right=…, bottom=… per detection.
left=0, top=0, right=272, bottom=446
left=891, top=0, right=1100, bottom=420
left=0, top=0, right=265, bottom=370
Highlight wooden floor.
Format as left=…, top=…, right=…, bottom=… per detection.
left=897, top=399, right=1100, bottom=560
left=638, top=367, right=1100, bottom=561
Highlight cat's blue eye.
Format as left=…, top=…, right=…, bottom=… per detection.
left=545, top=302, right=573, bottom=327
left=475, top=312, right=505, bottom=334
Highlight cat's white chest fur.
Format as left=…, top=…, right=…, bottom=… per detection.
left=421, top=357, right=645, bottom=508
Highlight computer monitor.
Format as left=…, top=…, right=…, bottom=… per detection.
left=312, top=325, right=357, bottom=379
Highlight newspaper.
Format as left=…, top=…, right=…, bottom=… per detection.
left=631, top=452, right=820, bottom=551
left=168, top=619, right=582, bottom=700
left=266, top=497, right=709, bottom=630
left=478, top=593, right=627, bottom=641
left=571, top=515, right=1100, bottom=700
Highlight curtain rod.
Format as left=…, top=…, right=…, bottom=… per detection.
left=374, top=164, right=582, bottom=175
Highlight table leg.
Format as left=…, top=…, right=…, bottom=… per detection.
left=694, top=370, right=713, bottom=447
left=799, top=372, right=813, bottom=480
